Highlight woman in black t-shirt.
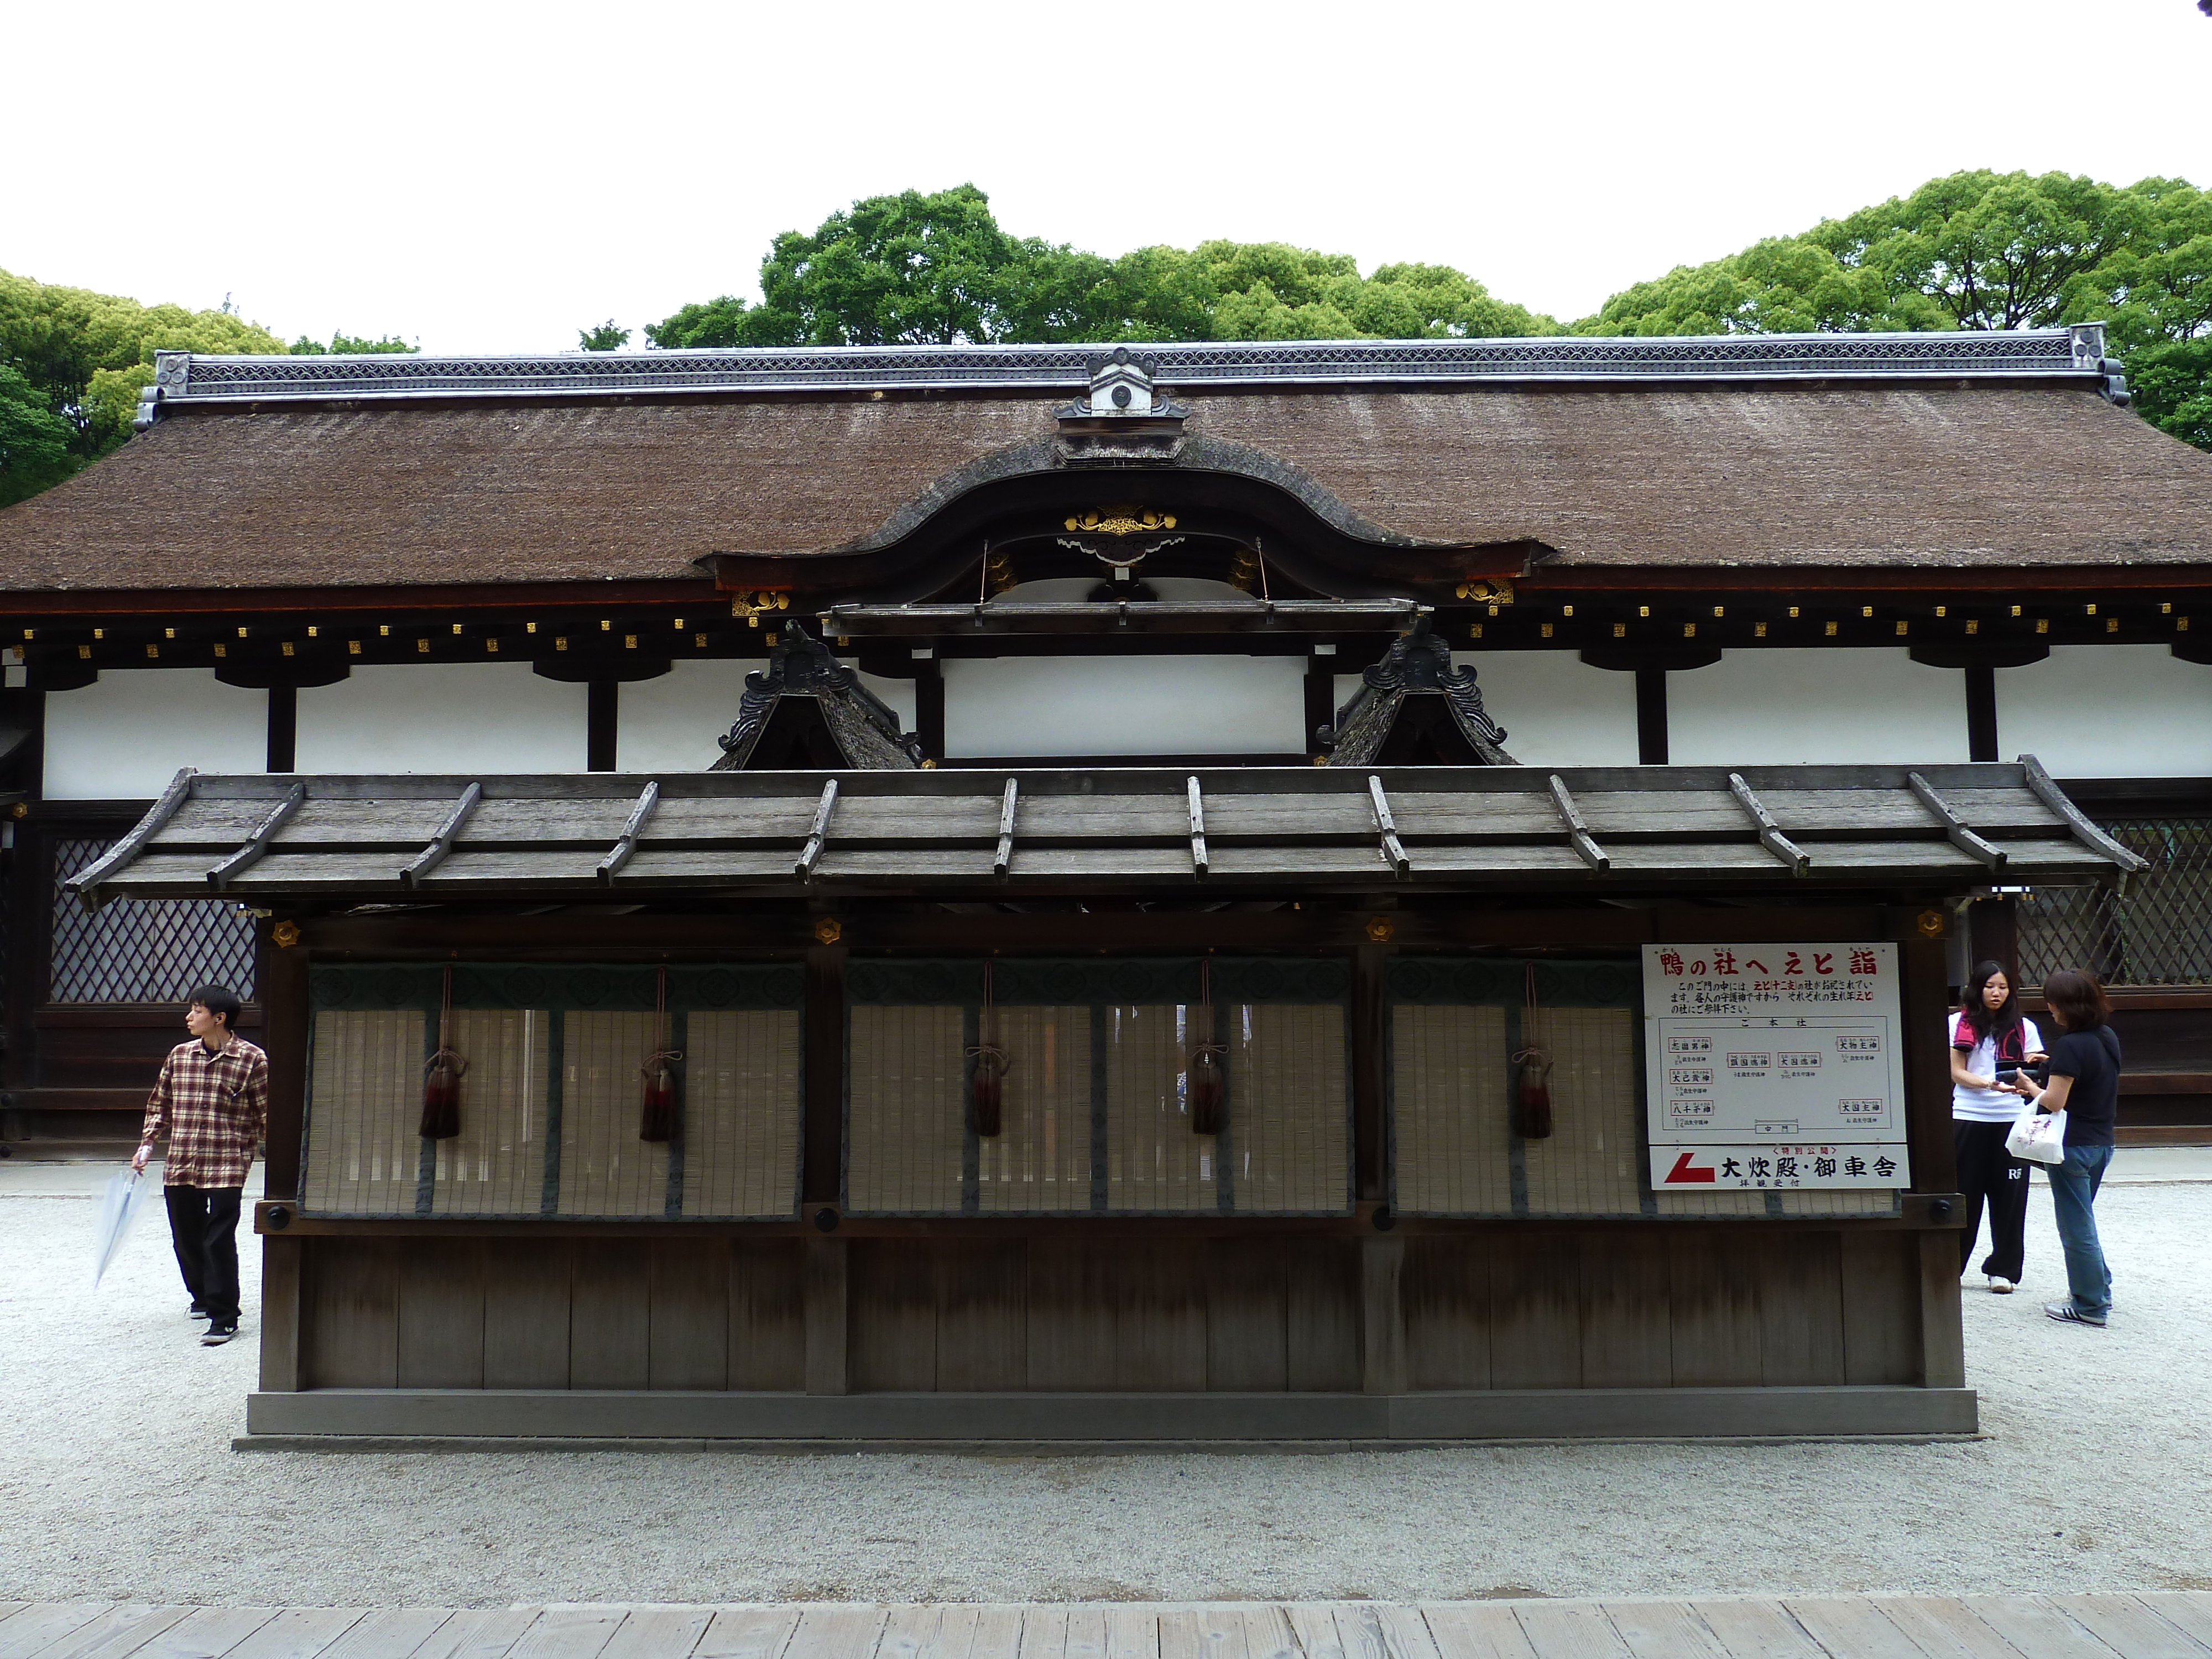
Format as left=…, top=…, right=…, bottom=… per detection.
left=2009, top=971, right=2122, bottom=1327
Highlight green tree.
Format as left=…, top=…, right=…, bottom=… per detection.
left=2129, top=337, right=2212, bottom=450
left=0, top=364, right=75, bottom=508
left=291, top=332, right=419, bottom=354
left=577, top=320, right=630, bottom=351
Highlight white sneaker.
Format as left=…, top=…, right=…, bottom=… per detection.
left=1987, top=1276, right=2015, bottom=1295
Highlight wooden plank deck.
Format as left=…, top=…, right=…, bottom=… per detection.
left=0, top=1599, right=2206, bottom=1659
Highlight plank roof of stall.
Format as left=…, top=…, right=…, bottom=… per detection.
left=4, top=329, right=2209, bottom=594
left=70, top=760, right=2142, bottom=907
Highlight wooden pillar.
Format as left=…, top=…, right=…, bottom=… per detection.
left=1966, top=897, right=2018, bottom=987
left=265, top=685, right=297, bottom=774
left=1635, top=667, right=1668, bottom=764
left=1305, top=658, right=1337, bottom=755
left=803, top=943, right=846, bottom=1204
left=585, top=680, right=618, bottom=772
left=1360, top=1238, right=1405, bottom=1394
left=1352, top=942, right=1388, bottom=1204
left=259, top=921, right=310, bottom=1201
left=804, top=1237, right=849, bottom=1395
left=1964, top=665, right=1998, bottom=763
left=1917, top=1230, right=1966, bottom=1387
left=258, top=1234, right=302, bottom=1391
left=912, top=659, right=945, bottom=762
left=1898, top=932, right=1957, bottom=1196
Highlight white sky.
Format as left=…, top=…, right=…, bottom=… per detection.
left=8, top=0, right=2209, bottom=355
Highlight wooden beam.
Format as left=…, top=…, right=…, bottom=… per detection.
left=68, top=766, right=196, bottom=904
left=597, top=781, right=660, bottom=883
left=1907, top=771, right=2006, bottom=872
left=994, top=779, right=1018, bottom=879
left=2018, top=754, right=2151, bottom=873
left=794, top=780, right=839, bottom=879
left=206, top=781, right=306, bottom=890
left=1365, top=776, right=1410, bottom=877
left=258, top=917, right=310, bottom=1202
left=401, top=781, right=484, bottom=888
left=1547, top=775, right=1610, bottom=870
left=1187, top=776, right=1209, bottom=878
left=1726, top=773, right=1809, bottom=875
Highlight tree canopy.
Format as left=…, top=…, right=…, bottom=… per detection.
left=642, top=185, right=1558, bottom=350
left=0, top=268, right=413, bottom=506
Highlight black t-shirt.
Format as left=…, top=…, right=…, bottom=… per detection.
left=2048, top=1026, right=2123, bottom=1147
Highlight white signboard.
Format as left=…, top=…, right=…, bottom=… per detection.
left=1643, top=943, right=1911, bottom=1191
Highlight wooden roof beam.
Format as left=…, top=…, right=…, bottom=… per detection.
left=597, top=781, right=661, bottom=883
left=994, top=779, right=1019, bottom=879
left=1728, top=772, right=1811, bottom=876
left=794, top=779, right=839, bottom=880
left=401, top=781, right=484, bottom=888
left=1908, top=771, right=2008, bottom=873
left=72, top=767, right=196, bottom=907
left=2018, top=753, right=2151, bottom=876
left=1366, top=776, right=1410, bottom=878
left=206, top=781, right=306, bottom=890
left=1188, top=776, right=1210, bottom=879
left=1548, top=775, right=1611, bottom=872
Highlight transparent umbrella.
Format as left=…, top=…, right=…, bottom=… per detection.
left=92, top=1168, right=153, bottom=1289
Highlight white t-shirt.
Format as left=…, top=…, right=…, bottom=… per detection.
left=1950, top=1009, right=2045, bottom=1122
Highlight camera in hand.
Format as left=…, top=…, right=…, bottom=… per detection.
left=1996, top=1060, right=2048, bottom=1087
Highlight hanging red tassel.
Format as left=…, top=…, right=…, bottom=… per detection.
left=420, top=964, right=466, bottom=1140
left=1510, top=959, right=1554, bottom=1141
left=640, top=966, right=681, bottom=1143
left=1189, top=959, right=1227, bottom=1136
left=968, top=960, right=1006, bottom=1138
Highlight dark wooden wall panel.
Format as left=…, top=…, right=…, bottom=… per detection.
left=849, top=1239, right=937, bottom=1391
left=571, top=1241, right=650, bottom=1390
left=1285, top=1240, right=1362, bottom=1392
left=483, top=1240, right=571, bottom=1388
left=1580, top=1236, right=1672, bottom=1388
left=1839, top=1232, right=1921, bottom=1385
left=1404, top=1237, right=1491, bottom=1391
left=1112, top=1245, right=1208, bottom=1391
left=397, top=1240, right=486, bottom=1389
left=731, top=1240, right=806, bottom=1391
left=258, top=1236, right=302, bottom=1392
left=304, top=1240, right=399, bottom=1389
left=1206, top=1240, right=1288, bottom=1391
left=935, top=1242, right=1025, bottom=1391
left=1489, top=1234, right=1580, bottom=1390
left=1026, top=1243, right=1117, bottom=1390
left=1666, top=1232, right=1762, bottom=1387
left=650, top=1243, right=729, bottom=1390
left=1756, top=1232, right=1846, bottom=1385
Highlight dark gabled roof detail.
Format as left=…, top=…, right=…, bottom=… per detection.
left=70, top=760, right=2137, bottom=907
left=138, top=327, right=2117, bottom=411
left=1318, top=620, right=1515, bottom=767
left=712, top=627, right=924, bottom=771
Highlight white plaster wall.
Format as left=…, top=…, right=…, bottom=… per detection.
left=43, top=670, right=268, bottom=799
left=1448, top=651, right=1641, bottom=767
left=943, top=655, right=1305, bottom=758
left=296, top=664, right=587, bottom=773
left=1668, top=649, right=1969, bottom=766
left=1996, top=644, right=2212, bottom=777
left=613, top=659, right=919, bottom=771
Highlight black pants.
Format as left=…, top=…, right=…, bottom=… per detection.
left=164, top=1183, right=243, bottom=1326
left=1954, top=1119, right=2030, bottom=1283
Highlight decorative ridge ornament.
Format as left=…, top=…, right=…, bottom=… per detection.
left=1063, top=507, right=1177, bottom=536
left=1318, top=615, right=1516, bottom=767
left=1055, top=349, right=1190, bottom=465
left=712, top=623, right=926, bottom=771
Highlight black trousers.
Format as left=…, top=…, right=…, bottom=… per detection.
left=164, top=1183, right=243, bottom=1326
left=1954, top=1119, right=2030, bottom=1283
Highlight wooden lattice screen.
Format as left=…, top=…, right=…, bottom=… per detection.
left=844, top=958, right=1351, bottom=1216
left=301, top=963, right=803, bottom=1218
left=1389, top=958, right=1895, bottom=1218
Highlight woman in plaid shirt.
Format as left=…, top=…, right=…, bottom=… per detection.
left=132, top=984, right=268, bottom=1345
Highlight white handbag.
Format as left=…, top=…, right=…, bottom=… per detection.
left=2007, top=1105, right=2068, bottom=1165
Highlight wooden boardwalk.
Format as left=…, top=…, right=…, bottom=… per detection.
left=4, top=1596, right=2210, bottom=1659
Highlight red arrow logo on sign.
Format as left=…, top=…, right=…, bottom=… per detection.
left=1665, top=1151, right=1717, bottom=1184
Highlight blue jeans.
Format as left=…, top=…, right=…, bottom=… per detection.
left=2046, top=1145, right=2114, bottom=1316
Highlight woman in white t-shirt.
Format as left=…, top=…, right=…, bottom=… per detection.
left=1950, top=961, right=2046, bottom=1293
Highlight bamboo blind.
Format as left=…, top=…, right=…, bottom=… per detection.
left=302, top=1010, right=424, bottom=1214
left=1227, top=1004, right=1349, bottom=1213
left=847, top=1005, right=967, bottom=1213
left=556, top=1010, right=671, bottom=1217
left=1519, top=1007, right=1643, bottom=1215
left=431, top=1009, right=550, bottom=1216
left=976, top=1006, right=1091, bottom=1214
left=1102, top=1003, right=1216, bottom=1212
left=682, top=1009, right=803, bottom=1217
left=1391, top=1004, right=1512, bottom=1214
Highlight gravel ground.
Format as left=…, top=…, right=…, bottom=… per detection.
left=3, top=1169, right=2208, bottom=1606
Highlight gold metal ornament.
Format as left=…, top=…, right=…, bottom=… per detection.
left=1063, top=507, right=1176, bottom=537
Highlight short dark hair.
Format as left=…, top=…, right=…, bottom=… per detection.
left=189, top=984, right=242, bottom=1028
left=2041, top=970, right=2111, bottom=1032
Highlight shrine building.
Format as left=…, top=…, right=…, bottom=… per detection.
left=0, top=327, right=2205, bottom=1444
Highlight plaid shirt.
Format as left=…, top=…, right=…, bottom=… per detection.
left=141, top=1035, right=269, bottom=1188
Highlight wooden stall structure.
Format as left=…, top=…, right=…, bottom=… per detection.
left=76, top=759, right=2137, bottom=1444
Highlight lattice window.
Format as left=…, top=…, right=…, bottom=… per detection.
left=48, top=837, right=255, bottom=1003
left=2018, top=817, right=2212, bottom=988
